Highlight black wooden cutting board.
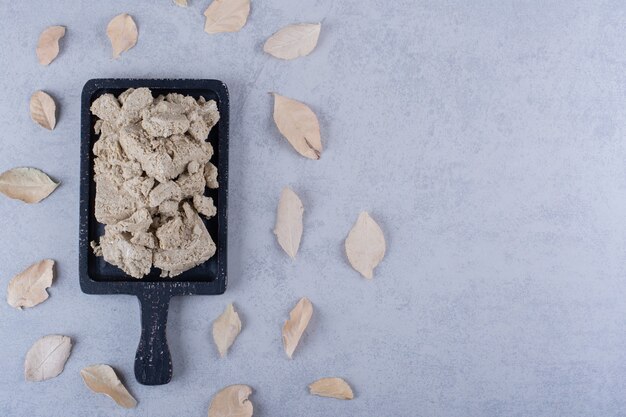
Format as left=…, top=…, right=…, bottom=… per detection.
left=79, top=79, right=229, bottom=385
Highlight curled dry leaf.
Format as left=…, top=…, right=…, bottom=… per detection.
left=80, top=364, right=137, bottom=408
left=7, top=259, right=55, bottom=309
left=309, top=377, right=354, bottom=400
left=264, top=23, right=321, bottom=60
left=24, top=335, right=72, bottom=382
left=106, top=13, right=138, bottom=58
left=0, top=167, right=59, bottom=204
left=174, top=0, right=188, bottom=6
left=30, top=90, right=56, bottom=130
left=272, top=93, right=322, bottom=160
left=273, top=187, right=303, bottom=259
left=204, top=0, right=250, bottom=34
left=212, top=303, right=242, bottom=357
left=208, top=384, right=253, bottom=417
left=345, top=212, right=386, bottom=279
left=36, top=25, right=66, bottom=66
left=282, top=297, right=313, bottom=359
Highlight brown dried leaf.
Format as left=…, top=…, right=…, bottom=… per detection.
left=174, top=0, right=188, bottom=6
left=272, top=93, right=322, bottom=160
left=264, top=23, right=321, bottom=60
left=106, top=13, right=138, bottom=58
left=273, top=187, right=303, bottom=259
left=204, top=0, right=250, bottom=34
left=36, top=26, right=65, bottom=66
left=0, top=167, right=59, bottom=204
left=7, top=259, right=55, bottom=309
left=208, top=384, right=253, bottom=417
left=24, top=335, right=72, bottom=382
left=80, top=364, right=137, bottom=408
left=30, top=90, right=56, bottom=130
left=282, top=297, right=313, bottom=359
left=309, top=377, right=354, bottom=400
left=345, top=212, right=386, bottom=279
left=212, top=303, right=242, bottom=357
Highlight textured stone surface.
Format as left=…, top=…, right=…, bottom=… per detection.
left=1, top=1, right=626, bottom=416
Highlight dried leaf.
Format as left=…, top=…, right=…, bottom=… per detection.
left=203, top=0, right=250, bottom=34
left=80, top=364, right=137, bottom=408
left=30, top=90, right=56, bottom=130
left=345, top=212, right=386, bottom=279
left=36, top=26, right=65, bottom=66
left=309, top=377, right=354, bottom=400
left=106, top=13, right=138, bottom=58
left=0, top=167, right=59, bottom=204
left=208, top=384, right=253, bottom=417
left=212, top=303, right=242, bottom=357
left=272, top=93, right=322, bottom=160
left=174, top=0, right=188, bottom=6
left=264, top=23, right=321, bottom=60
left=24, top=335, right=72, bottom=382
left=273, top=187, right=303, bottom=259
left=282, top=297, right=313, bottom=359
left=7, top=259, right=55, bottom=309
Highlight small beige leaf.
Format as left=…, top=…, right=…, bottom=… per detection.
left=264, top=23, right=321, bottom=60
left=272, top=93, right=322, bottom=160
left=30, top=90, right=56, bottom=130
left=345, top=212, right=386, bottom=279
left=0, top=167, right=59, bottom=204
left=7, top=259, right=55, bottom=309
left=80, top=364, right=137, bottom=408
left=24, top=335, right=72, bottom=382
left=208, top=384, right=253, bottom=417
left=36, top=26, right=65, bottom=66
left=212, top=303, right=242, bottom=357
left=309, top=377, right=354, bottom=400
left=174, top=0, right=188, bottom=6
left=106, top=13, right=138, bottom=58
left=204, top=0, right=250, bottom=34
left=273, top=187, right=303, bottom=259
left=282, top=297, right=313, bottom=359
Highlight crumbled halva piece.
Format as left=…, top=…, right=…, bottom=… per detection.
left=120, top=161, right=144, bottom=180
left=204, top=162, right=219, bottom=189
left=193, top=195, right=216, bottom=218
left=153, top=203, right=216, bottom=277
left=187, top=99, right=220, bottom=141
left=100, top=230, right=153, bottom=279
left=188, top=160, right=200, bottom=174
left=120, top=87, right=153, bottom=124
left=90, top=88, right=220, bottom=278
left=122, top=176, right=154, bottom=202
left=94, top=175, right=141, bottom=224
left=194, top=98, right=220, bottom=129
left=156, top=215, right=189, bottom=250
left=158, top=199, right=180, bottom=218
left=131, top=231, right=157, bottom=249
left=90, top=241, right=103, bottom=257
left=117, top=88, right=135, bottom=105
left=166, top=134, right=213, bottom=175
left=90, top=93, right=121, bottom=124
left=148, top=180, right=182, bottom=207
left=110, top=208, right=153, bottom=233
left=177, top=169, right=206, bottom=198
left=141, top=101, right=190, bottom=137
left=165, top=93, right=198, bottom=113
left=94, top=120, right=118, bottom=139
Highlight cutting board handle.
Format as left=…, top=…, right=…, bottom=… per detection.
left=134, top=290, right=173, bottom=385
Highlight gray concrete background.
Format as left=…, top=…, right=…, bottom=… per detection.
left=1, top=0, right=626, bottom=416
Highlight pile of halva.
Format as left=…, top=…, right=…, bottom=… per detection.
left=89, top=87, right=219, bottom=278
